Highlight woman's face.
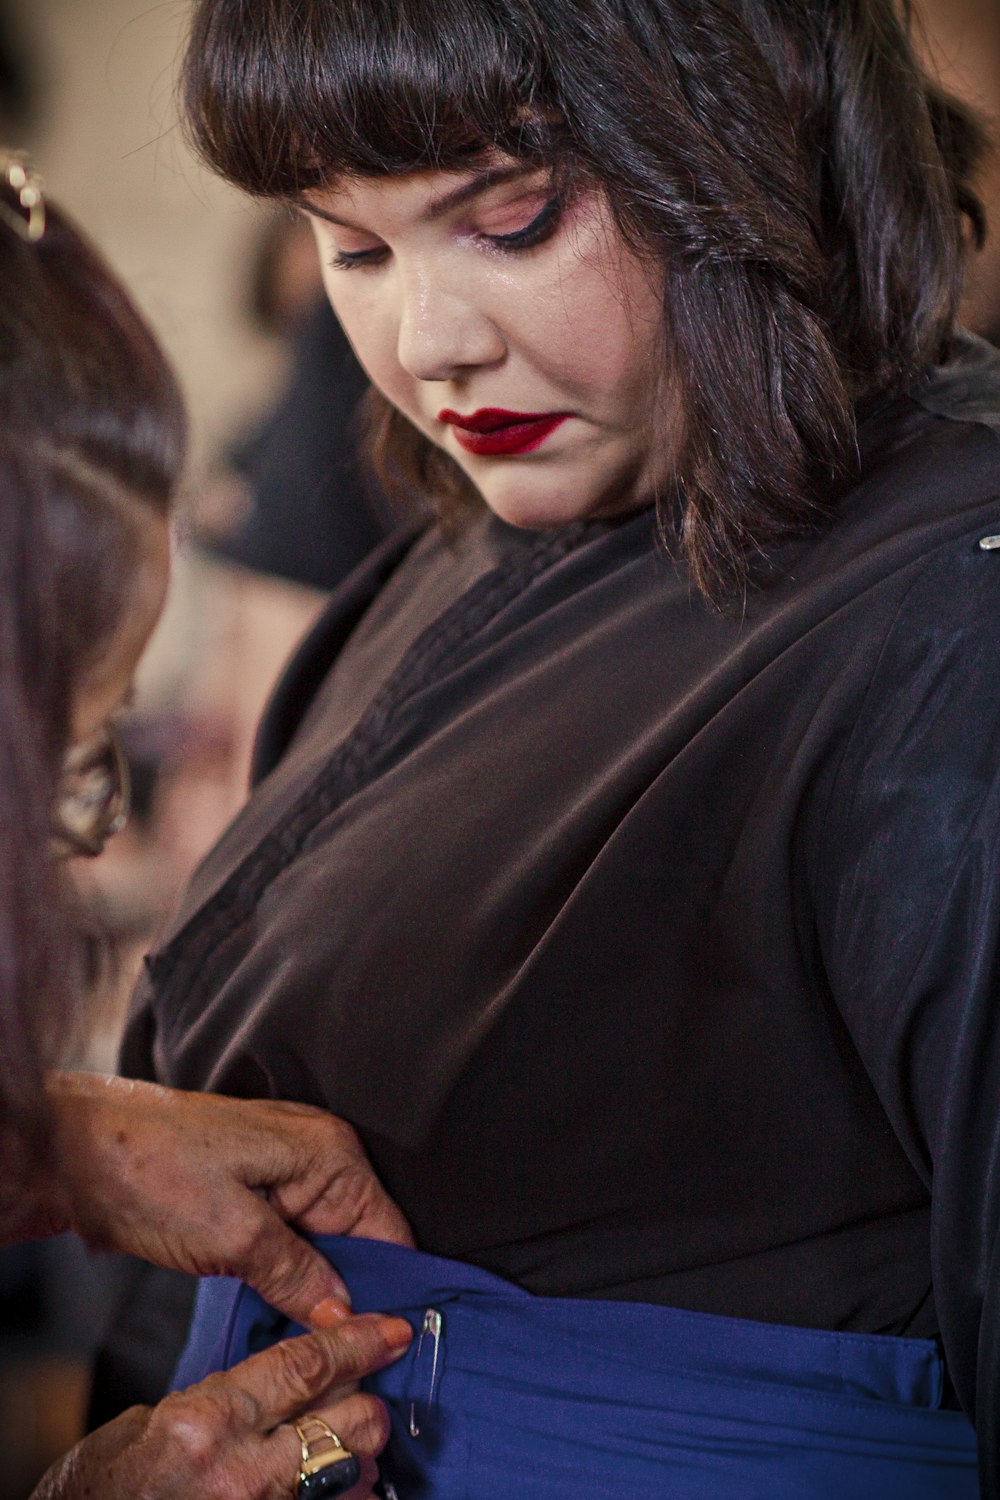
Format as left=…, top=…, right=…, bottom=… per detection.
left=305, top=161, right=670, bottom=528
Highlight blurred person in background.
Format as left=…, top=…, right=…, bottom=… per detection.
left=0, top=152, right=412, bottom=1498
left=150, top=212, right=399, bottom=873
left=0, top=1, right=35, bottom=142
left=213, top=211, right=396, bottom=592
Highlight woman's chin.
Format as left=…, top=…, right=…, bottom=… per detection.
left=473, top=476, right=609, bottom=531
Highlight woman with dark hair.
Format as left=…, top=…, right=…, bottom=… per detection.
left=123, top=1, right=1000, bottom=1494
left=0, top=153, right=413, bottom=1499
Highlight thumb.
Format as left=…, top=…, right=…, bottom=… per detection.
left=235, top=1206, right=353, bottom=1328
left=294, top=1153, right=417, bottom=1248
left=349, top=1184, right=417, bottom=1248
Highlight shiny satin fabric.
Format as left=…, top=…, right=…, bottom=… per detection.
left=173, top=1237, right=978, bottom=1499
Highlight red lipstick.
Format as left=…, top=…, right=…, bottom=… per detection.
left=438, top=407, right=569, bottom=457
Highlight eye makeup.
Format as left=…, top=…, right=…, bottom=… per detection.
left=485, top=194, right=562, bottom=253
left=324, top=185, right=563, bottom=271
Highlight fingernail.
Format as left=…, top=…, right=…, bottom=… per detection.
left=382, top=1316, right=414, bottom=1352
left=308, top=1296, right=352, bottom=1328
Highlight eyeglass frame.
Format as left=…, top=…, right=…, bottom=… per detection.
left=51, top=720, right=132, bottom=860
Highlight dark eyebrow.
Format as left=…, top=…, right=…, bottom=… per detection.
left=302, top=164, right=541, bottom=231
left=425, top=165, right=537, bottom=220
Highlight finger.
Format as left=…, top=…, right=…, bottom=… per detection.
left=349, top=1189, right=417, bottom=1249
left=266, top=1399, right=389, bottom=1500
left=341, top=1454, right=381, bottom=1499
left=301, top=1171, right=416, bottom=1249
left=267, top=1115, right=416, bottom=1250
left=275, top=1392, right=392, bottom=1463
left=310, top=1296, right=354, bottom=1330
left=234, top=1207, right=353, bottom=1325
left=220, top=1316, right=413, bottom=1427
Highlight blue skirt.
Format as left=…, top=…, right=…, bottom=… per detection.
left=173, top=1236, right=978, bottom=1498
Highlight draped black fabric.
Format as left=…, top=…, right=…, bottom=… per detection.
left=122, top=335, right=1000, bottom=1480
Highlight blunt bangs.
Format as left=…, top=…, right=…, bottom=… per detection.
left=184, top=0, right=983, bottom=599
left=184, top=0, right=564, bottom=197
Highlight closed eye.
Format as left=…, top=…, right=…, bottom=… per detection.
left=326, top=194, right=563, bottom=272
left=484, top=195, right=562, bottom=253
left=328, top=243, right=389, bottom=272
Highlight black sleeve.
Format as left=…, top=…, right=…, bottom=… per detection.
left=811, top=528, right=1000, bottom=1487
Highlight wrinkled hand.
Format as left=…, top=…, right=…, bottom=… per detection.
left=32, top=1312, right=412, bottom=1500
left=45, top=1071, right=415, bottom=1328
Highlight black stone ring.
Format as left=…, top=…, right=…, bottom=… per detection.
left=293, top=1415, right=362, bottom=1498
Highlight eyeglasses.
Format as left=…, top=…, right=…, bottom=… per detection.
left=52, top=722, right=132, bottom=859
left=0, top=149, right=45, bottom=243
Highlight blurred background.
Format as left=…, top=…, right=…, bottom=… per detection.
left=0, top=0, right=997, bottom=1493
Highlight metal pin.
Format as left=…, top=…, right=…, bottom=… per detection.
left=979, top=536, right=1000, bottom=552
left=408, top=1308, right=443, bottom=1438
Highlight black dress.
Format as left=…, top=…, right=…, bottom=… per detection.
left=122, top=334, right=1000, bottom=1454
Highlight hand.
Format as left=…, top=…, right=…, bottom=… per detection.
left=31, top=1312, right=412, bottom=1500
left=44, top=1072, right=415, bottom=1328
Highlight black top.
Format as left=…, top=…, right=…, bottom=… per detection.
left=123, top=335, right=1000, bottom=1469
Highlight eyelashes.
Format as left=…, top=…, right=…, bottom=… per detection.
left=328, top=246, right=385, bottom=271
left=327, top=195, right=563, bottom=272
left=487, top=194, right=562, bottom=253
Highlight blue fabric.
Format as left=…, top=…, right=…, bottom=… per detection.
left=173, top=1237, right=978, bottom=1498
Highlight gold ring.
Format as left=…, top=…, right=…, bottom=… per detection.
left=293, top=1414, right=361, bottom=1498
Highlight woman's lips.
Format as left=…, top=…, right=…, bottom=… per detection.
left=438, top=407, right=569, bottom=457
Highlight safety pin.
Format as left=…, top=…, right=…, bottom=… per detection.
left=409, top=1308, right=443, bottom=1438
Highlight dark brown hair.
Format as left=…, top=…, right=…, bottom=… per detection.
left=0, top=194, right=185, bottom=1197
left=183, top=0, right=984, bottom=595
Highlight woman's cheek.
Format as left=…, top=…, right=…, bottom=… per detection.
left=323, top=286, right=396, bottom=393
left=364, top=326, right=418, bottom=411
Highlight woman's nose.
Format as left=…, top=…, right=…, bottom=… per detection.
left=396, top=267, right=505, bottom=382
